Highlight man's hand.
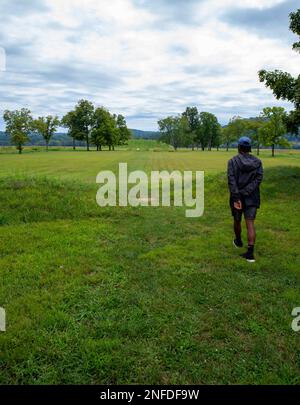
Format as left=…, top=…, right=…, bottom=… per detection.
left=234, top=200, right=242, bottom=210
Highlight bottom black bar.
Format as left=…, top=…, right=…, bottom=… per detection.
left=0, top=385, right=300, bottom=403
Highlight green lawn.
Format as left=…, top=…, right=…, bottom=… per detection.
left=0, top=147, right=299, bottom=384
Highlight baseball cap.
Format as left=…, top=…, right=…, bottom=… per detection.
left=238, top=136, right=252, bottom=147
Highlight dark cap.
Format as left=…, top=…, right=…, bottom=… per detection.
left=238, top=136, right=251, bottom=147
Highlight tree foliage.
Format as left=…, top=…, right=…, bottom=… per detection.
left=72, top=99, right=95, bottom=151
left=197, top=112, right=221, bottom=151
left=259, top=9, right=300, bottom=134
left=182, top=106, right=199, bottom=149
left=61, top=102, right=130, bottom=151
left=244, top=118, right=265, bottom=155
left=222, top=116, right=246, bottom=151
left=116, top=114, right=131, bottom=146
left=61, top=111, right=81, bottom=149
left=260, top=107, right=289, bottom=156
left=32, top=115, right=60, bottom=150
left=3, top=108, right=33, bottom=154
left=158, top=115, right=190, bottom=150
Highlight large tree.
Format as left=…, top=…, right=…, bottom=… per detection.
left=222, top=116, right=246, bottom=151
left=3, top=108, right=33, bottom=154
left=73, top=99, right=95, bottom=151
left=182, top=106, right=199, bottom=150
left=244, top=118, right=265, bottom=155
left=259, top=9, right=300, bottom=134
left=91, top=107, right=119, bottom=151
left=115, top=114, right=131, bottom=146
left=33, top=115, right=60, bottom=151
left=260, top=107, right=288, bottom=156
left=158, top=115, right=190, bottom=151
left=61, top=111, right=81, bottom=150
left=197, top=112, right=221, bottom=151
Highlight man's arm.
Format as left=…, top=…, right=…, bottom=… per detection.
left=239, top=162, right=263, bottom=196
left=227, top=159, right=240, bottom=202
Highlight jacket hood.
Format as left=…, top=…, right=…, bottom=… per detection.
left=235, top=153, right=261, bottom=172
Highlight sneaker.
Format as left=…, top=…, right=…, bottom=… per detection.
left=240, top=251, right=255, bottom=263
left=233, top=239, right=243, bottom=248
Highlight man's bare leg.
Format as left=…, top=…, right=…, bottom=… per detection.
left=245, top=219, right=256, bottom=246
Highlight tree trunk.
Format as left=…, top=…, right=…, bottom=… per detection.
left=109, top=145, right=111, bottom=151
left=46, top=141, right=49, bottom=151
left=99, top=145, right=102, bottom=151
left=272, top=144, right=275, bottom=157
left=226, top=144, right=229, bottom=152
left=112, top=145, right=115, bottom=151
left=86, top=135, right=89, bottom=151
left=73, top=138, right=76, bottom=150
left=257, top=144, right=260, bottom=155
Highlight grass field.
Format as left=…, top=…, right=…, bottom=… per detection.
left=0, top=144, right=300, bottom=384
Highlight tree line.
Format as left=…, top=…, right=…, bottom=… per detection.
left=3, top=99, right=131, bottom=154
left=158, top=108, right=222, bottom=152
left=158, top=106, right=289, bottom=156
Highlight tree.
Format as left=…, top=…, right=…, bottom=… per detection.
left=61, top=111, right=80, bottom=150
left=214, top=124, right=222, bottom=151
left=91, top=107, right=119, bottom=151
left=158, top=115, right=190, bottom=151
left=197, top=112, right=221, bottom=151
left=32, top=115, right=60, bottom=151
left=261, top=107, right=289, bottom=156
left=3, top=108, right=33, bottom=154
left=182, top=106, right=199, bottom=150
left=259, top=9, right=300, bottom=134
left=73, top=100, right=95, bottom=151
left=222, top=116, right=246, bottom=151
left=244, top=118, right=265, bottom=155
left=115, top=114, right=131, bottom=146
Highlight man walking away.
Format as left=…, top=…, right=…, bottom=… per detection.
left=227, top=137, right=263, bottom=263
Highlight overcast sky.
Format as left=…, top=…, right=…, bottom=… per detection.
left=0, top=0, right=298, bottom=131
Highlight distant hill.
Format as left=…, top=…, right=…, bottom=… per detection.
left=0, top=131, right=86, bottom=147
left=0, top=128, right=160, bottom=146
left=130, top=129, right=160, bottom=140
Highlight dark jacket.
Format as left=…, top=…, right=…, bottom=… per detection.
left=227, top=153, right=263, bottom=207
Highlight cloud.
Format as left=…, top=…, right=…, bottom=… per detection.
left=0, top=0, right=49, bottom=16
left=222, top=0, right=299, bottom=41
left=132, top=0, right=205, bottom=25
left=0, top=0, right=298, bottom=131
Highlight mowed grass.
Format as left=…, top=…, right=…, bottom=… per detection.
left=0, top=148, right=300, bottom=384
left=0, top=145, right=299, bottom=182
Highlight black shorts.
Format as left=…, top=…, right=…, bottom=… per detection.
left=230, top=202, right=257, bottom=221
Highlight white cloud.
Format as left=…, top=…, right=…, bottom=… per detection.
left=0, top=0, right=297, bottom=130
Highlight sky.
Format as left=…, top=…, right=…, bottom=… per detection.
left=0, top=0, right=299, bottom=131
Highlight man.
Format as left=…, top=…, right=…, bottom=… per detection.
left=227, top=136, right=263, bottom=263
